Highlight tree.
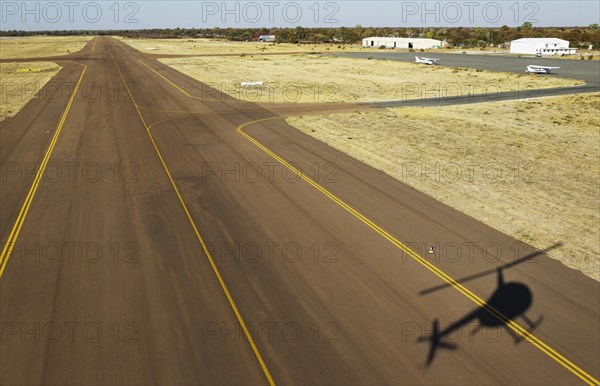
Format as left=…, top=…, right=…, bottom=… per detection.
left=294, top=26, right=306, bottom=40
left=312, top=34, right=329, bottom=43
left=362, top=28, right=375, bottom=38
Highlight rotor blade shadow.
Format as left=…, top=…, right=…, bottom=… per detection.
left=419, top=242, right=563, bottom=296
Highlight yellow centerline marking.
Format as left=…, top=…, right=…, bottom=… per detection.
left=147, top=114, right=203, bottom=130
left=0, top=63, right=88, bottom=278
left=109, top=51, right=276, bottom=386
left=138, top=58, right=193, bottom=97
left=124, top=48, right=600, bottom=386
left=237, top=117, right=599, bottom=386
left=138, top=59, right=225, bottom=102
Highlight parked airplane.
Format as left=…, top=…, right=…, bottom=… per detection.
left=415, top=56, right=440, bottom=65
left=527, top=65, right=560, bottom=74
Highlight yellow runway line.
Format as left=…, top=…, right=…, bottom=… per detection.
left=1, top=63, right=87, bottom=277
left=237, top=117, right=599, bottom=386
left=109, top=50, right=276, bottom=386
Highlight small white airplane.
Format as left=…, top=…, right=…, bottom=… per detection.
left=526, top=65, right=560, bottom=74
left=415, top=56, right=440, bottom=65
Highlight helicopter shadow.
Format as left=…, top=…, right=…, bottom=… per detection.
left=417, top=242, right=562, bottom=367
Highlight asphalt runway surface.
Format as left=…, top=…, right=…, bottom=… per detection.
left=1, top=37, right=599, bottom=385
left=332, top=51, right=600, bottom=107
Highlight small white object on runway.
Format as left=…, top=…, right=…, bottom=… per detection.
left=241, top=81, right=264, bottom=87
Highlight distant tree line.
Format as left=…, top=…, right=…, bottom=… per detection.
left=2, top=24, right=599, bottom=49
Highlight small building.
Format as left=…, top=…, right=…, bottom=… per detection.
left=362, top=37, right=442, bottom=50
left=258, top=35, right=276, bottom=43
left=510, top=38, right=577, bottom=56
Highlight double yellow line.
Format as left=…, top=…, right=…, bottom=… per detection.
left=131, top=54, right=600, bottom=385
left=0, top=64, right=87, bottom=278
left=109, top=51, right=275, bottom=386
left=237, top=118, right=599, bottom=386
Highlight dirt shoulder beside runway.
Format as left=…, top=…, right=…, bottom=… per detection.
left=287, top=93, right=600, bottom=280
left=0, top=62, right=61, bottom=121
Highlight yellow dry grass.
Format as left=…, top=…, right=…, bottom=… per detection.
left=160, top=54, right=583, bottom=104
left=0, top=62, right=60, bottom=121
left=119, top=36, right=361, bottom=55
left=0, top=36, right=92, bottom=59
left=287, top=93, right=600, bottom=280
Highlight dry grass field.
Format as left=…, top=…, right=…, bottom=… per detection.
left=160, top=54, right=582, bottom=104
left=118, top=36, right=361, bottom=55
left=0, top=36, right=92, bottom=59
left=0, top=62, right=60, bottom=121
left=287, top=93, right=600, bottom=280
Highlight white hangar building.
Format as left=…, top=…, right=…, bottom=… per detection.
left=362, top=37, right=442, bottom=50
left=510, top=38, right=577, bottom=56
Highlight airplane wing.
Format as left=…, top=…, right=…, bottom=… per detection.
left=528, top=65, right=560, bottom=70
left=416, top=57, right=439, bottom=65
left=527, top=65, right=559, bottom=74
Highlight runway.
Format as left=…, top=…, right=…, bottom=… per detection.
left=1, top=37, right=598, bottom=385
